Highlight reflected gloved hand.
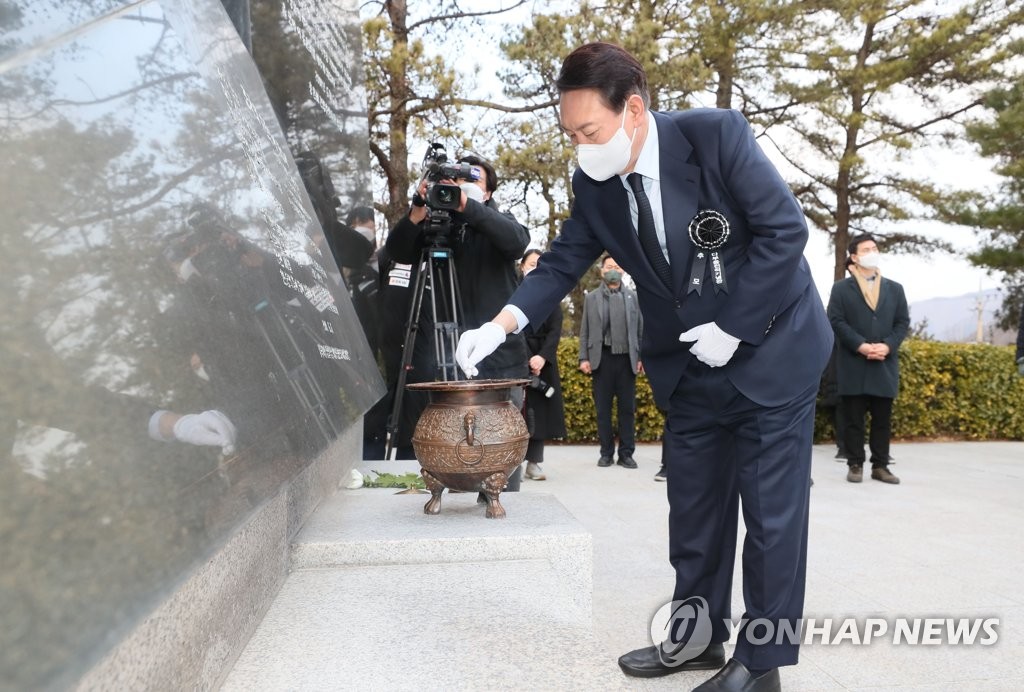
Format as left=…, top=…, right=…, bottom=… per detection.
left=455, top=322, right=507, bottom=378
left=679, top=322, right=741, bottom=368
left=173, top=410, right=238, bottom=455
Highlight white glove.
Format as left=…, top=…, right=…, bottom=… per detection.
left=173, top=410, right=238, bottom=454
left=455, top=322, right=507, bottom=377
left=679, top=322, right=741, bottom=368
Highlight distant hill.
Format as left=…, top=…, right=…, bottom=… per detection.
left=909, top=288, right=1015, bottom=345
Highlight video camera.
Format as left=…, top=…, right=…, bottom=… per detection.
left=421, top=143, right=478, bottom=211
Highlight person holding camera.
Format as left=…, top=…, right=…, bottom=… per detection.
left=519, top=249, right=567, bottom=481
left=163, top=203, right=343, bottom=460
left=385, top=154, right=531, bottom=486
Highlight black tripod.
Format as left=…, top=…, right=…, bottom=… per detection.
left=384, top=216, right=466, bottom=459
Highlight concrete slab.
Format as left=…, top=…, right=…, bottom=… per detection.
left=220, top=560, right=622, bottom=691
left=292, top=490, right=593, bottom=616
left=224, top=441, right=1022, bottom=691
left=502, top=441, right=1024, bottom=690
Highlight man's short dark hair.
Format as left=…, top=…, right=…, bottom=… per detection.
left=848, top=233, right=876, bottom=257
left=555, top=42, right=651, bottom=112
left=456, top=154, right=497, bottom=192
left=345, top=206, right=374, bottom=227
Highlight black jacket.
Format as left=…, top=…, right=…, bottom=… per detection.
left=524, top=306, right=567, bottom=440
left=827, top=275, right=910, bottom=398
left=385, top=198, right=530, bottom=377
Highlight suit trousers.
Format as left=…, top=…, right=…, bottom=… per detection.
left=591, top=348, right=636, bottom=458
left=664, top=361, right=816, bottom=670
left=839, top=394, right=893, bottom=468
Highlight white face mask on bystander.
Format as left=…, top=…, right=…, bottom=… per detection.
left=858, top=252, right=881, bottom=270
left=460, top=181, right=485, bottom=203
left=353, top=224, right=375, bottom=244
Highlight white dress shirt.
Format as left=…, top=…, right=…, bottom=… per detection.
left=619, top=111, right=669, bottom=262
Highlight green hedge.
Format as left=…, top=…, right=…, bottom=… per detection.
left=554, top=337, right=1024, bottom=443
left=557, top=337, right=665, bottom=443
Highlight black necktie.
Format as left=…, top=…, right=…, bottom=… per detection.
left=627, top=173, right=673, bottom=289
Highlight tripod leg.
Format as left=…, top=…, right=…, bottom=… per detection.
left=385, top=244, right=467, bottom=456
left=384, top=256, right=430, bottom=460
left=430, top=251, right=464, bottom=381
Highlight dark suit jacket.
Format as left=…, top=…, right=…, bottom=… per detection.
left=578, top=284, right=643, bottom=374
left=826, top=276, right=909, bottom=398
left=511, top=109, right=833, bottom=408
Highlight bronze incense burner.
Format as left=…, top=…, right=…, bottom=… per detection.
left=407, top=379, right=529, bottom=518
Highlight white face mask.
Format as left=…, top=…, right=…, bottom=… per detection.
left=858, top=252, right=881, bottom=269
left=354, top=224, right=375, bottom=244
left=177, top=256, right=198, bottom=282
left=576, top=107, right=636, bottom=181
left=460, top=182, right=485, bottom=203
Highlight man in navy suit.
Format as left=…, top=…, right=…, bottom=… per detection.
left=456, top=43, right=832, bottom=691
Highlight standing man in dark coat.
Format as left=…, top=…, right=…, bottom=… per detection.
left=827, top=234, right=909, bottom=485
left=578, top=254, right=644, bottom=468
left=455, top=42, right=832, bottom=691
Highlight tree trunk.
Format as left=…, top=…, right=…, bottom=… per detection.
left=716, top=60, right=733, bottom=109
left=833, top=20, right=874, bottom=281
left=383, top=0, right=411, bottom=227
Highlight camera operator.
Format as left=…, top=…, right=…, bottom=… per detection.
left=162, top=203, right=343, bottom=460
left=341, top=205, right=390, bottom=460
left=385, top=154, right=531, bottom=487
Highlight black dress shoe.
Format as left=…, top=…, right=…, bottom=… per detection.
left=597, top=455, right=613, bottom=467
left=617, top=456, right=638, bottom=469
left=692, top=658, right=780, bottom=692
left=618, top=642, right=725, bottom=678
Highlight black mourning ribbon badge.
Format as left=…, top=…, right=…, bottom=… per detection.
left=687, top=210, right=730, bottom=296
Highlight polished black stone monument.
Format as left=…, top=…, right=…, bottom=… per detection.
left=0, top=0, right=382, bottom=687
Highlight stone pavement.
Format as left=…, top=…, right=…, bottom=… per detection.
left=513, top=441, right=1024, bottom=691
left=225, top=441, right=1024, bottom=690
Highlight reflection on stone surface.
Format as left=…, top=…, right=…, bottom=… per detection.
left=0, top=0, right=379, bottom=688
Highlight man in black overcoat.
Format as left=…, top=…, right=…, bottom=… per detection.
left=827, top=233, right=909, bottom=485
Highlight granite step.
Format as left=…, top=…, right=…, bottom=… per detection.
left=221, top=490, right=624, bottom=690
